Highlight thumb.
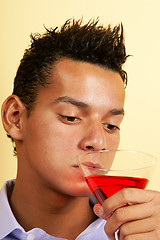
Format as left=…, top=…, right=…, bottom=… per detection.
left=93, top=203, right=109, bottom=219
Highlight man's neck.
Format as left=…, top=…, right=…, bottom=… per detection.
left=9, top=179, right=98, bottom=240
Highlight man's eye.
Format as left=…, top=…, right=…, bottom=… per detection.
left=59, top=115, right=81, bottom=124
left=103, top=124, right=120, bottom=132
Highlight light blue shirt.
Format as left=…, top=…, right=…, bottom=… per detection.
left=0, top=181, right=113, bottom=240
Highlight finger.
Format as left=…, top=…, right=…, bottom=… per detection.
left=119, top=217, right=158, bottom=238
left=104, top=202, right=153, bottom=235
left=101, top=188, right=158, bottom=217
left=94, top=189, right=156, bottom=220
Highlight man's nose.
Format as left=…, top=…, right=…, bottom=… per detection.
left=79, top=122, right=107, bottom=152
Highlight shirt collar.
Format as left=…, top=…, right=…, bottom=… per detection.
left=0, top=180, right=25, bottom=239
left=76, top=217, right=105, bottom=239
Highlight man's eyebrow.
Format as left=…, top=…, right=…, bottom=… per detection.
left=53, top=96, right=89, bottom=108
left=53, top=96, right=124, bottom=115
left=109, top=108, right=125, bottom=116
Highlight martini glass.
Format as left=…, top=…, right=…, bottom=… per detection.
left=79, top=150, right=157, bottom=205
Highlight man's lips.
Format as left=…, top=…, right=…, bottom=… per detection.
left=73, top=162, right=101, bottom=169
left=80, top=161, right=102, bottom=169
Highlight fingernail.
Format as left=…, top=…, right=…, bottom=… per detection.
left=98, top=206, right=104, bottom=217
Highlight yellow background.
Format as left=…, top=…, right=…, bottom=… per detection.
left=0, top=0, right=160, bottom=190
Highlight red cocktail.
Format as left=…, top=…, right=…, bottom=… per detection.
left=79, top=150, right=157, bottom=204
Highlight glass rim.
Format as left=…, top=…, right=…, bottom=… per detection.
left=78, top=149, right=158, bottom=172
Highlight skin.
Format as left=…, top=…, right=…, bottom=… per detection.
left=2, top=58, right=160, bottom=240
left=94, top=188, right=160, bottom=240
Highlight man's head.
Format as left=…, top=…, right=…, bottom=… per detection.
left=6, top=19, right=128, bottom=154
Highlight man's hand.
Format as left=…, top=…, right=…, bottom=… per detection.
left=93, top=188, right=160, bottom=239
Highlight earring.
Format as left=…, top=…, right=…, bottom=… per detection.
left=15, top=123, right=20, bottom=128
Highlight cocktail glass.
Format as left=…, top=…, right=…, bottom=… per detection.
left=79, top=150, right=157, bottom=205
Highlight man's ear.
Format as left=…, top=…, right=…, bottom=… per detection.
left=1, top=95, right=27, bottom=140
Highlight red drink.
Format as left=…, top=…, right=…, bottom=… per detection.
left=85, top=175, right=149, bottom=205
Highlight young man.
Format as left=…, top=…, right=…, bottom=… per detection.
left=1, top=19, right=160, bottom=240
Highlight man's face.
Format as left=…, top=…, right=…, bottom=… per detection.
left=19, top=58, right=125, bottom=197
